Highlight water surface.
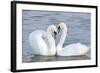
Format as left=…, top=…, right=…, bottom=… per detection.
left=22, top=10, right=91, bottom=63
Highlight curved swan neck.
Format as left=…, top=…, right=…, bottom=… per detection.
left=47, top=28, right=55, bottom=44
left=57, top=24, right=67, bottom=51
left=47, top=27, right=56, bottom=55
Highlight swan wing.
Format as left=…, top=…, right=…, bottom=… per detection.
left=58, top=43, right=89, bottom=56
left=28, top=30, right=48, bottom=55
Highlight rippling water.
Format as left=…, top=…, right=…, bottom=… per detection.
left=22, top=10, right=91, bottom=63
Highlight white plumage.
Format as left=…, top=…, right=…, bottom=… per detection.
left=56, top=23, right=89, bottom=56
left=28, top=25, right=57, bottom=56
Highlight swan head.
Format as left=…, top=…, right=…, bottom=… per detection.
left=47, top=25, right=58, bottom=38
left=57, top=22, right=67, bottom=32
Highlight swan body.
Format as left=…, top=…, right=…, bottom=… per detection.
left=57, top=43, right=89, bottom=56
left=29, top=25, right=57, bottom=56
left=56, top=22, right=89, bottom=56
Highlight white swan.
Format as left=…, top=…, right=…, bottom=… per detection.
left=28, top=25, right=57, bottom=56
left=56, top=22, right=89, bottom=56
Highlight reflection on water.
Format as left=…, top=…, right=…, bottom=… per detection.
left=23, top=55, right=90, bottom=63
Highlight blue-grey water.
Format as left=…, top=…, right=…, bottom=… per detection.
left=22, top=10, right=91, bottom=63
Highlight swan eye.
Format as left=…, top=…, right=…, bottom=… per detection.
left=54, top=31, right=57, bottom=35
left=58, top=26, right=60, bottom=32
